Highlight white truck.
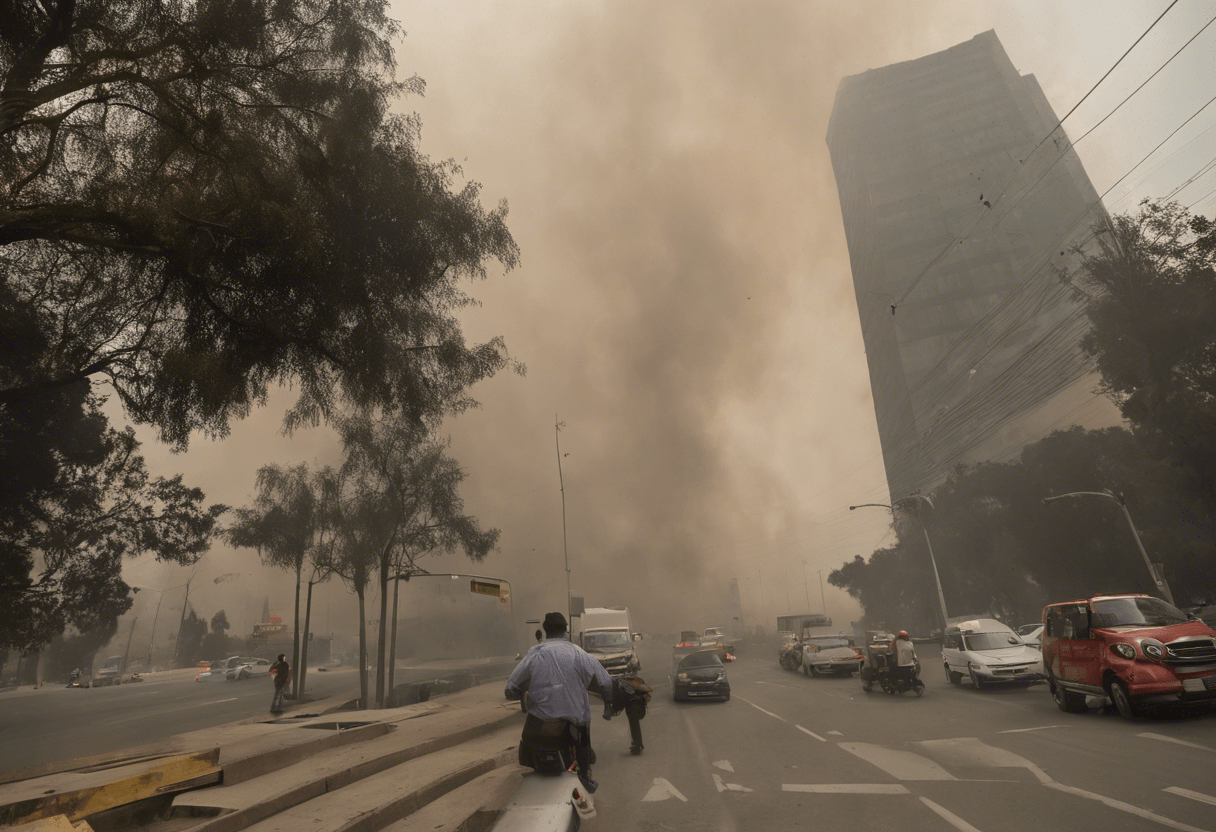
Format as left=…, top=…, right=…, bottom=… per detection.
left=579, top=606, right=640, bottom=678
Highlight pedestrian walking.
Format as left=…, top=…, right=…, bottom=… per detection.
left=269, top=654, right=291, bottom=714
left=621, top=675, right=652, bottom=755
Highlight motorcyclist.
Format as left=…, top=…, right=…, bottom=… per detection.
left=889, top=630, right=917, bottom=682
left=505, top=612, right=613, bottom=793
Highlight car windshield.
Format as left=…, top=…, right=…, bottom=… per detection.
left=1017, top=625, right=1040, bottom=636
left=809, top=638, right=851, bottom=649
left=679, top=652, right=723, bottom=670
left=1092, top=597, right=1188, bottom=628
left=584, top=631, right=630, bottom=652
left=963, top=632, right=1020, bottom=651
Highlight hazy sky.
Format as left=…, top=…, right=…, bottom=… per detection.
left=116, top=1, right=1215, bottom=649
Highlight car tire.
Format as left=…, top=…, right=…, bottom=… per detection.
left=1108, top=678, right=1137, bottom=720
left=1051, top=678, right=1087, bottom=713
left=968, top=665, right=984, bottom=690
left=723, top=693, right=730, bottom=702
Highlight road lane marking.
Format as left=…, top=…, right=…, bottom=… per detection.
left=642, top=777, right=687, bottom=802
left=1164, top=787, right=1216, bottom=807
left=1045, top=783, right=1208, bottom=832
left=998, top=724, right=1069, bottom=733
left=736, top=696, right=787, bottom=723
left=839, top=742, right=957, bottom=781
left=918, top=738, right=1052, bottom=784
left=783, top=784, right=909, bottom=794
left=201, top=697, right=240, bottom=705
left=713, top=760, right=734, bottom=772
left=919, top=797, right=984, bottom=832
left=1140, top=733, right=1216, bottom=753
left=712, top=773, right=753, bottom=793
left=796, top=725, right=826, bottom=742
left=827, top=730, right=843, bottom=736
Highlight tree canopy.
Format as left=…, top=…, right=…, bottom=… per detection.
left=1, top=0, right=520, bottom=448
left=831, top=426, right=1215, bottom=628
left=1073, top=200, right=1216, bottom=505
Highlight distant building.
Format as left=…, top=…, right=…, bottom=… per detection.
left=827, top=30, right=1121, bottom=501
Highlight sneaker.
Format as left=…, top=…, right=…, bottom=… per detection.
left=630, top=745, right=642, bottom=756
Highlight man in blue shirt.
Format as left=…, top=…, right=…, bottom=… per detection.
left=506, top=612, right=612, bottom=790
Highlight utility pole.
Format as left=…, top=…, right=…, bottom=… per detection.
left=119, top=595, right=141, bottom=675
left=801, top=560, right=811, bottom=610
left=556, top=415, right=572, bottom=626
left=173, top=574, right=194, bottom=668
left=818, top=569, right=827, bottom=616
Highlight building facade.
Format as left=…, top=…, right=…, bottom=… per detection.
left=827, top=30, right=1121, bottom=501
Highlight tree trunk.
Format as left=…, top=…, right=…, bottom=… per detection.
left=299, top=580, right=314, bottom=700
left=375, top=552, right=389, bottom=708
left=291, top=566, right=302, bottom=699
left=357, top=587, right=368, bottom=709
left=387, top=576, right=400, bottom=706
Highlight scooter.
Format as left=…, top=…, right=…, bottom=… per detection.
left=492, top=701, right=599, bottom=831
left=861, top=653, right=924, bottom=696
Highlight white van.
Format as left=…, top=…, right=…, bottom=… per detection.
left=941, top=617, right=1044, bottom=689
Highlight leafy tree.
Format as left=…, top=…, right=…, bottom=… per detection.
left=0, top=396, right=225, bottom=654
left=832, top=426, right=1216, bottom=625
left=1073, top=200, right=1216, bottom=507
left=228, top=464, right=318, bottom=698
left=44, top=622, right=117, bottom=682
left=201, top=609, right=231, bottom=660
left=174, top=608, right=206, bottom=667
left=0, top=0, right=519, bottom=451
left=333, top=413, right=498, bottom=707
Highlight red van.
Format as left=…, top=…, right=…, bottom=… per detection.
left=1042, top=594, right=1216, bottom=719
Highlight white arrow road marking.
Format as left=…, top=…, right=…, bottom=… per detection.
left=919, top=797, right=984, bottom=832
left=1140, top=733, right=1216, bottom=753
left=839, top=742, right=957, bottom=780
left=642, top=777, right=687, bottom=802
left=712, top=773, right=753, bottom=793
left=998, top=724, right=1069, bottom=733
left=796, top=725, right=826, bottom=742
left=783, top=784, right=909, bottom=794
left=918, top=738, right=1051, bottom=783
left=712, top=760, right=734, bottom=772
left=1165, top=787, right=1216, bottom=807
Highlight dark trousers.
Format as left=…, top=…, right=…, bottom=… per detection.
left=519, top=713, right=592, bottom=775
left=271, top=683, right=288, bottom=712
left=625, top=699, right=646, bottom=749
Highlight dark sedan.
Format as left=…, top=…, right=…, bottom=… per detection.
left=672, top=649, right=730, bottom=702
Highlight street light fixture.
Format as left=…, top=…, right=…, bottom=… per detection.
left=850, top=495, right=950, bottom=626
left=1041, top=490, right=1175, bottom=605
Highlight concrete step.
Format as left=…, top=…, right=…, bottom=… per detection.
left=172, top=693, right=522, bottom=832
left=239, top=728, right=519, bottom=832
left=379, top=765, right=525, bottom=832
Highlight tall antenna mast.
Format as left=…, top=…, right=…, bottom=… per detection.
left=555, top=415, right=572, bottom=627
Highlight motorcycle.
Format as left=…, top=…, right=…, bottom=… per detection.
left=861, top=648, right=924, bottom=696
left=492, top=698, right=600, bottom=830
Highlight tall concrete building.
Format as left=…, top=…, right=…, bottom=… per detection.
left=827, top=30, right=1121, bottom=501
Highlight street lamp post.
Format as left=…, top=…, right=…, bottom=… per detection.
left=850, top=496, right=950, bottom=626
left=555, top=416, right=572, bottom=626
left=801, top=560, right=811, bottom=610
left=1041, top=490, right=1175, bottom=606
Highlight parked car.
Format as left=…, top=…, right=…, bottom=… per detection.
left=1042, top=594, right=1216, bottom=719
left=801, top=635, right=864, bottom=677
left=942, top=618, right=1044, bottom=688
left=672, top=648, right=730, bottom=702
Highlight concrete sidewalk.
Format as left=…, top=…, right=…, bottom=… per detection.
left=0, top=682, right=525, bottom=831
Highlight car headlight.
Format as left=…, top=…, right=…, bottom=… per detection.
left=1110, top=643, right=1136, bottom=660
left=1140, top=639, right=1165, bottom=660
left=678, top=672, right=689, bottom=681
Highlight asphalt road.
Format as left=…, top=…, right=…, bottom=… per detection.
left=587, top=642, right=1216, bottom=832
left=0, top=666, right=366, bottom=772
